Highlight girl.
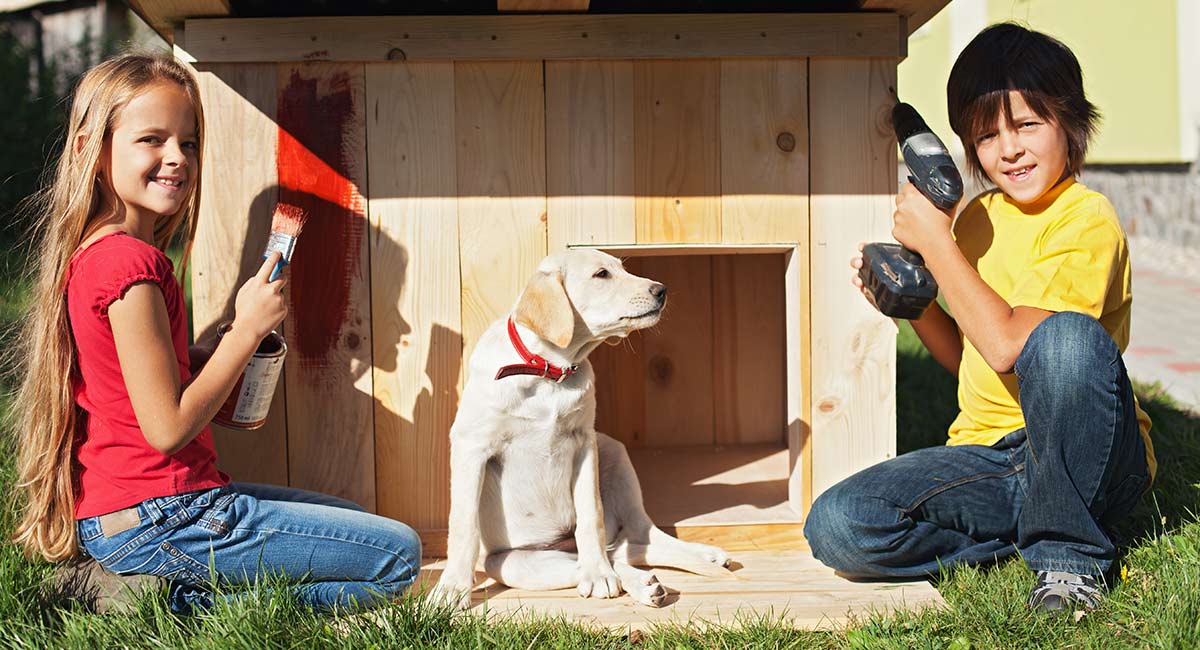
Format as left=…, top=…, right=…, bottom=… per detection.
left=11, top=52, right=421, bottom=613
left=805, top=23, right=1154, bottom=615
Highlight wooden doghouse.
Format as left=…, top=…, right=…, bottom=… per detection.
left=145, top=0, right=949, bottom=558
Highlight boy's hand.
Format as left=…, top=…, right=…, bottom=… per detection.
left=849, top=242, right=878, bottom=308
left=893, top=183, right=954, bottom=257
left=850, top=242, right=899, bottom=326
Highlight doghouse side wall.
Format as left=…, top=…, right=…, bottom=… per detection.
left=190, top=52, right=896, bottom=553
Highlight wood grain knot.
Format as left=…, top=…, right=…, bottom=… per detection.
left=649, top=355, right=673, bottom=385
left=776, top=132, right=796, bottom=152
left=387, top=48, right=407, bottom=61
left=817, top=397, right=840, bottom=414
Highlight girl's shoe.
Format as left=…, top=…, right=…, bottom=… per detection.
left=52, top=557, right=164, bottom=613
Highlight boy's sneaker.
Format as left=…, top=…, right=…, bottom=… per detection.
left=1027, top=570, right=1104, bottom=613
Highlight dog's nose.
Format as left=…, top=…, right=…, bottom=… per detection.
left=649, top=283, right=667, bottom=299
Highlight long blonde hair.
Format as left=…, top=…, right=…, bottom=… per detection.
left=10, top=52, right=205, bottom=561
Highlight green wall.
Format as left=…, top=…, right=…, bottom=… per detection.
left=900, top=0, right=1182, bottom=163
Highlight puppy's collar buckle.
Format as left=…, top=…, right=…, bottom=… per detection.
left=495, top=317, right=578, bottom=383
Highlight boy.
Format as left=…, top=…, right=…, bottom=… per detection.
left=804, top=22, right=1155, bottom=614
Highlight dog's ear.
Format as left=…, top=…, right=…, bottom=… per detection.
left=514, top=271, right=575, bottom=348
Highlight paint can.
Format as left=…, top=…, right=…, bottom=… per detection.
left=212, top=322, right=287, bottom=430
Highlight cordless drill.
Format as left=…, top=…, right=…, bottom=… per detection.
left=858, top=102, right=963, bottom=320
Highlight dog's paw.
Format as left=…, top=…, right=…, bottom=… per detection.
left=428, top=577, right=473, bottom=610
left=577, top=566, right=622, bottom=599
left=630, top=571, right=668, bottom=608
left=698, top=543, right=732, bottom=568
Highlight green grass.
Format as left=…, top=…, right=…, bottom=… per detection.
left=1, top=243, right=1198, bottom=648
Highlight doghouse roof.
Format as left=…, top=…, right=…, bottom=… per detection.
left=129, top=0, right=950, bottom=46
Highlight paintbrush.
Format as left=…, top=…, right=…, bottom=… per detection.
left=264, top=204, right=307, bottom=282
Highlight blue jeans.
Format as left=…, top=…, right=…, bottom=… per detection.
left=804, top=312, right=1150, bottom=578
left=78, top=482, right=422, bottom=613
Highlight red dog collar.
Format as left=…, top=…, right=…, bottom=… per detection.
left=495, top=317, right=578, bottom=382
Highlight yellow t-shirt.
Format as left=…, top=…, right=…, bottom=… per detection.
left=948, top=177, right=1156, bottom=482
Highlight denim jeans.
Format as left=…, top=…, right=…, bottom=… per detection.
left=804, top=312, right=1150, bottom=578
left=78, top=482, right=422, bottom=613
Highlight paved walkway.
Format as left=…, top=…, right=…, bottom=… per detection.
left=1126, top=237, right=1200, bottom=414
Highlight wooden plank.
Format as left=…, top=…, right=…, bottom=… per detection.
left=128, top=0, right=229, bottom=42
left=667, top=522, right=807, bottom=552
left=638, top=255, right=714, bottom=446
left=808, top=58, right=898, bottom=502
left=860, top=0, right=950, bottom=35
left=418, top=531, right=448, bottom=559
left=498, top=0, right=590, bottom=11
left=277, top=63, right=375, bottom=510
left=180, top=14, right=904, bottom=63
left=190, top=62, right=287, bottom=487
left=784, top=248, right=810, bottom=517
left=589, top=244, right=794, bottom=256
left=545, top=60, right=635, bottom=251
left=715, top=57, right=810, bottom=513
left=634, top=60, right=721, bottom=244
left=712, top=254, right=786, bottom=445
left=456, top=62, right=547, bottom=362
left=365, top=63, right=461, bottom=539
left=719, top=59, right=808, bottom=245
left=416, top=550, right=944, bottom=631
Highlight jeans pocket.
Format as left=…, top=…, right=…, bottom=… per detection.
left=196, top=490, right=237, bottom=536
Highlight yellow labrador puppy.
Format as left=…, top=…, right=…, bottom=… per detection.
left=430, top=249, right=732, bottom=608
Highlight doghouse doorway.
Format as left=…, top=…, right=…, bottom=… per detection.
left=584, top=244, right=806, bottom=550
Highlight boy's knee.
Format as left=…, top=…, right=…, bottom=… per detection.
left=805, top=486, right=876, bottom=575
left=1017, top=312, right=1116, bottom=386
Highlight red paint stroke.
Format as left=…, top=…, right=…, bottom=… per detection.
left=1166, top=362, right=1200, bottom=374
left=277, top=69, right=363, bottom=365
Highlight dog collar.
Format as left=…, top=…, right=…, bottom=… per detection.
left=495, top=317, right=578, bottom=383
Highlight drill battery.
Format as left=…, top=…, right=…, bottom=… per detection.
left=859, top=243, right=939, bottom=321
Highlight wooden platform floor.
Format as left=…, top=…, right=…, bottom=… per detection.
left=416, top=551, right=944, bottom=630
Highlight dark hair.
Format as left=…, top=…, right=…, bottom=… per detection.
left=947, top=22, right=1100, bottom=183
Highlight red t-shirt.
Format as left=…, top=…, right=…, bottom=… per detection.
left=67, top=232, right=228, bottom=519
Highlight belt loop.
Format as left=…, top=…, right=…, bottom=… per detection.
left=140, top=497, right=163, bottom=524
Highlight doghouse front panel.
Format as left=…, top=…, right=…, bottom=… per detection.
left=191, top=53, right=894, bottom=550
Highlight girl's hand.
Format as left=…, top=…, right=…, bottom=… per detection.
left=892, top=183, right=954, bottom=257
left=232, top=252, right=288, bottom=341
